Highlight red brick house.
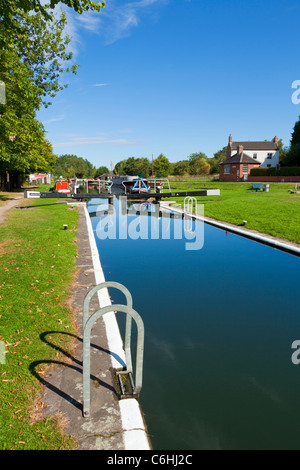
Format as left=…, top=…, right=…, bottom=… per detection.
left=220, top=144, right=261, bottom=181
left=220, top=134, right=280, bottom=181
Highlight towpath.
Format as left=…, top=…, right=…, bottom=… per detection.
left=0, top=194, right=23, bottom=224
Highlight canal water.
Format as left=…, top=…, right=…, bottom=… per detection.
left=88, top=197, right=300, bottom=450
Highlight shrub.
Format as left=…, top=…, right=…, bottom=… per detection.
left=250, top=167, right=300, bottom=176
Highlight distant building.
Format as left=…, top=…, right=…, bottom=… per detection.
left=98, top=173, right=112, bottom=181
left=220, top=134, right=280, bottom=181
left=28, top=173, right=52, bottom=184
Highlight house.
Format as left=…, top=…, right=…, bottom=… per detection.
left=98, top=173, right=112, bottom=181
left=220, top=134, right=280, bottom=181
left=220, top=145, right=261, bottom=181
left=28, top=173, right=52, bottom=184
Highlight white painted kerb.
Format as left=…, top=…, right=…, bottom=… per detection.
left=160, top=203, right=300, bottom=256
left=83, top=206, right=150, bottom=450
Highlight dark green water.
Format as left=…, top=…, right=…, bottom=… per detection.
left=89, top=198, right=300, bottom=450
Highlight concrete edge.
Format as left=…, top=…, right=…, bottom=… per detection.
left=160, top=202, right=300, bottom=257
left=83, top=205, right=151, bottom=450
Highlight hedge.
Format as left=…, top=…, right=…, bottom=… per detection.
left=250, top=167, right=300, bottom=176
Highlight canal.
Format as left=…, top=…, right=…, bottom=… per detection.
left=88, top=197, right=300, bottom=450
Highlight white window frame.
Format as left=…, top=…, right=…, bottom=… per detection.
left=224, top=165, right=230, bottom=174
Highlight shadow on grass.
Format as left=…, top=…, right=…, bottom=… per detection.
left=29, top=330, right=120, bottom=413
left=15, top=203, right=61, bottom=209
left=0, top=193, right=23, bottom=202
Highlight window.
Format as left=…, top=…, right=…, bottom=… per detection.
left=253, top=153, right=257, bottom=159
left=243, top=164, right=248, bottom=174
left=267, top=153, right=273, bottom=159
left=224, top=165, right=230, bottom=174
left=267, top=164, right=271, bottom=168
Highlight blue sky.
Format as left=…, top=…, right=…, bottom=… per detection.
left=37, top=0, right=300, bottom=169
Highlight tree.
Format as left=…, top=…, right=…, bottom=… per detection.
left=282, top=118, right=300, bottom=167
left=0, top=0, right=105, bottom=24
left=208, top=146, right=227, bottom=174
left=276, top=138, right=288, bottom=164
left=115, top=159, right=126, bottom=175
left=284, top=143, right=300, bottom=167
left=188, top=152, right=209, bottom=175
left=172, top=160, right=190, bottom=176
left=115, top=157, right=151, bottom=177
left=1, top=8, right=78, bottom=107
left=0, top=6, right=79, bottom=187
left=0, top=46, right=57, bottom=186
left=153, top=154, right=171, bottom=177
left=291, top=117, right=300, bottom=148
left=55, top=154, right=95, bottom=178
left=94, top=166, right=110, bottom=177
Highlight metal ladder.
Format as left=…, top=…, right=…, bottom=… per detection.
left=184, top=196, right=197, bottom=214
left=82, top=281, right=145, bottom=417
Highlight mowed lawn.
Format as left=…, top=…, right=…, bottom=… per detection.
left=163, top=182, right=300, bottom=244
left=0, top=197, right=79, bottom=449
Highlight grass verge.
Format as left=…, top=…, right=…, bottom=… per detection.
left=163, top=181, right=300, bottom=244
left=0, top=196, right=79, bottom=450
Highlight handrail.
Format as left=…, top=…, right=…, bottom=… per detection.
left=82, top=282, right=144, bottom=417
left=83, top=281, right=133, bottom=373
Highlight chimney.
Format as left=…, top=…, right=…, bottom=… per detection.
left=229, top=134, right=232, bottom=143
left=273, top=136, right=278, bottom=143
left=238, top=144, right=243, bottom=154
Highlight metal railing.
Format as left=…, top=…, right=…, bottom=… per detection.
left=184, top=196, right=197, bottom=214
left=184, top=196, right=197, bottom=233
left=82, top=282, right=144, bottom=417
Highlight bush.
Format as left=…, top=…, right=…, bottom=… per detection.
left=279, top=166, right=300, bottom=176
left=250, top=167, right=300, bottom=176
left=250, top=167, right=277, bottom=176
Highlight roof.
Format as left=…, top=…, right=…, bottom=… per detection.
left=231, top=141, right=278, bottom=151
left=221, top=151, right=261, bottom=165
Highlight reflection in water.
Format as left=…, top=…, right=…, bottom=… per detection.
left=89, top=197, right=300, bottom=450
left=91, top=196, right=204, bottom=251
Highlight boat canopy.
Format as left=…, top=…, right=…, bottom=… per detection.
left=131, top=177, right=150, bottom=193
left=54, top=180, right=71, bottom=193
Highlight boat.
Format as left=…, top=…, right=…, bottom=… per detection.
left=110, top=175, right=138, bottom=194
left=53, top=179, right=72, bottom=194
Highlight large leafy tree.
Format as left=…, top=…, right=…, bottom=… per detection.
left=282, top=117, right=300, bottom=167
left=55, top=154, right=96, bottom=178
left=1, top=7, right=77, bottom=107
left=0, top=5, right=80, bottom=186
left=290, top=117, right=300, bottom=149
left=0, top=45, right=57, bottom=178
left=116, top=157, right=151, bottom=177
left=153, top=153, right=171, bottom=177
left=94, top=165, right=110, bottom=177
left=188, top=152, right=210, bottom=175
left=172, top=160, right=190, bottom=176
left=208, top=146, right=227, bottom=174
left=0, top=0, right=105, bottom=23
